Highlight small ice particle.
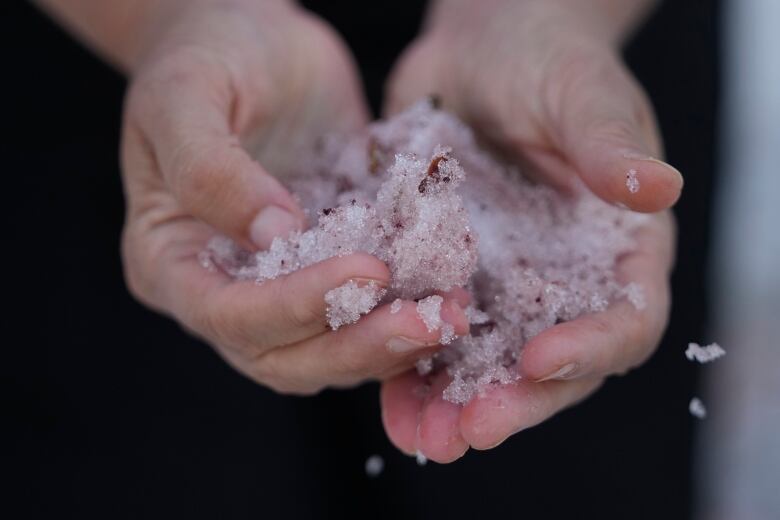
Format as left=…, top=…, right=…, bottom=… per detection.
left=626, top=169, right=640, bottom=193
left=390, top=298, right=403, bottom=314
left=364, top=454, right=384, bottom=477
left=464, top=305, right=490, bottom=325
left=440, top=323, right=456, bottom=345
left=622, top=282, right=646, bottom=310
left=416, top=295, right=444, bottom=332
left=325, top=280, right=386, bottom=330
left=198, top=250, right=215, bottom=271
left=689, top=397, right=707, bottom=419
left=416, top=356, right=434, bottom=375
left=685, top=342, right=726, bottom=363
left=415, top=450, right=428, bottom=466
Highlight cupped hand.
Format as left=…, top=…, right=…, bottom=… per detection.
left=386, top=0, right=682, bottom=212
left=381, top=0, right=677, bottom=461
left=121, top=0, right=469, bottom=394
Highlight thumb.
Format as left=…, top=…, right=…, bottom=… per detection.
left=129, top=69, right=305, bottom=250
left=551, top=53, right=683, bottom=212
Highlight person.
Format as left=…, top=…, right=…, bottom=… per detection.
left=35, top=0, right=680, bottom=463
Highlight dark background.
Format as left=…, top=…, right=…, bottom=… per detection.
left=2, top=1, right=719, bottom=518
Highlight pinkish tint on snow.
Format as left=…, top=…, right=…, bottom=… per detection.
left=203, top=99, right=648, bottom=404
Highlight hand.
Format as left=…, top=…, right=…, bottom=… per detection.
left=381, top=0, right=677, bottom=461
left=121, top=0, right=469, bottom=394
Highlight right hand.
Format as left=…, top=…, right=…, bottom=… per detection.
left=121, top=0, right=469, bottom=394
left=380, top=0, right=678, bottom=461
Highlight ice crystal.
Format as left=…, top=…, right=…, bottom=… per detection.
left=689, top=397, right=707, bottom=419
left=415, top=450, right=428, bottom=466
left=626, top=169, right=640, bottom=193
left=685, top=342, right=726, bottom=364
left=440, top=323, right=457, bottom=345
left=415, top=357, right=434, bottom=376
left=416, top=295, right=444, bottom=333
left=364, top=454, right=384, bottom=477
left=203, top=100, right=647, bottom=404
left=324, top=280, right=385, bottom=330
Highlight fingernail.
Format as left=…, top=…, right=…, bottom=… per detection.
left=250, top=206, right=301, bottom=249
left=535, top=362, right=578, bottom=382
left=386, top=336, right=432, bottom=353
left=621, top=151, right=684, bottom=186
left=352, top=277, right=389, bottom=289
left=642, top=158, right=684, bottom=189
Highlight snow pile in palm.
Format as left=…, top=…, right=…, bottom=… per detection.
left=203, top=100, right=647, bottom=403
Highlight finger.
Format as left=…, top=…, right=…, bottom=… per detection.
left=381, top=371, right=428, bottom=456
left=548, top=50, right=683, bottom=212
left=417, top=371, right=469, bottom=463
left=460, top=377, right=603, bottom=450
left=435, top=286, right=471, bottom=308
left=206, top=253, right=390, bottom=352
left=127, top=50, right=305, bottom=250
left=256, top=298, right=469, bottom=394
left=124, top=207, right=391, bottom=353
left=520, top=213, right=674, bottom=382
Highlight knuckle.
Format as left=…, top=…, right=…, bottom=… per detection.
left=200, top=300, right=250, bottom=351
left=586, top=116, right=638, bottom=146
left=544, top=44, right=647, bottom=146
left=119, top=223, right=159, bottom=309
left=588, top=314, right=613, bottom=336
left=273, top=276, right=323, bottom=330
left=332, top=349, right=376, bottom=381
left=194, top=302, right=223, bottom=346
left=142, top=46, right=222, bottom=92
left=121, top=241, right=149, bottom=306
left=543, top=43, right=609, bottom=110
left=252, top=353, right=323, bottom=396
left=171, top=143, right=240, bottom=214
left=126, top=49, right=208, bottom=119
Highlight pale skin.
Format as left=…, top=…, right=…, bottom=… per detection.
left=36, top=0, right=678, bottom=461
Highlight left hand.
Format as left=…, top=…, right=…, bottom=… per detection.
left=380, top=0, right=678, bottom=462
left=120, top=1, right=470, bottom=396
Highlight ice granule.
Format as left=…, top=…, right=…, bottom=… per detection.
left=203, top=99, right=648, bottom=404
left=440, top=323, right=456, bottom=345
left=465, top=305, right=490, bottom=325
left=198, top=250, right=216, bottom=271
left=621, top=282, right=646, bottom=310
left=685, top=342, right=726, bottom=363
left=415, top=450, right=428, bottom=466
left=364, top=454, right=384, bottom=477
left=390, top=298, right=403, bottom=315
left=324, top=280, right=386, bottom=330
left=416, top=356, right=434, bottom=375
left=416, top=295, right=444, bottom=332
left=689, top=397, right=707, bottom=419
left=626, top=169, right=640, bottom=193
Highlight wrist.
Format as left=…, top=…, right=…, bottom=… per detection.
left=426, top=0, right=657, bottom=47
left=128, top=0, right=299, bottom=74
left=34, top=0, right=297, bottom=74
